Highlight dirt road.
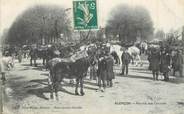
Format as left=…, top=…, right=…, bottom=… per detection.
left=1, top=59, right=184, bottom=114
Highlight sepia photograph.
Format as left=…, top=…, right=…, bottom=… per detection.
left=0, top=0, right=184, bottom=114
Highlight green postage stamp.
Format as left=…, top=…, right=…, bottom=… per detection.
left=73, top=0, right=98, bottom=30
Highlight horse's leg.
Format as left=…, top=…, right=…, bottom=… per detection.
left=121, top=64, right=125, bottom=75
left=10, top=62, right=14, bottom=69
left=134, top=56, right=138, bottom=67
left=54, top=82, right=59, bottom=101
left=138, top=55, right=143, bottom=67
left=43, top=58, right=45, bottom=66
left=45, top=59, right=49, bottom=70
left=48, top=71, right=53, bottom=99
left=125, top=64, right=129, bottom=75
left=80, top=78, right=85, bottom=96
left=50, top=83, right=54, bottom=99
left=118, top=57, right=120, bottom=65
left=89, top=67, right=92, bottom=80
left=75, top=78, right=79, bottom=95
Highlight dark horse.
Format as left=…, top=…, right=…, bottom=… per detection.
left=29, top=46, right=60, bottom=67
left=48, top=56, right=93, bottom=100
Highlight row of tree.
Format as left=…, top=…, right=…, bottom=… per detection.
left=6, top=4, right=155, bottom=45
left=7, top=5, right=71, bottom=45
left=105, top=5, right=153, bottom=42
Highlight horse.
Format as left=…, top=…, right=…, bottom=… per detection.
left=109, top=44, right=142, bottom=67
left=1, top=56, right=15, bottom=70
left=0, top=56, right=15, bottom=84
left=127, top=46, right=142, bottom=66
left=47, top=50, right=94, bottom=100
left=109, top=44, right=123, bottom=65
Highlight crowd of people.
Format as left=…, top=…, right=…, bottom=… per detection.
left=148, top=46, right=184, bottom=81
left=0, top=40, right=184, bottom=87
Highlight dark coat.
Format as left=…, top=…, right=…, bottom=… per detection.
left=29, top=48, right=38, bottom=59
left=160, top=53, right=171, bottom=73
left=172, top=53, right=183, bottom=70
left=97, top=57, right=107, bottom=80
left=97, top=55, right=115, bottom=80
left=105, top=56, right=115, bottom=80
left=150, top=51, right=160, bottom=71
left=121, top=52, right=131, bottom=64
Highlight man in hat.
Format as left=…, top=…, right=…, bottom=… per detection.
left=160, top=48, right=171, bottom=81
left=149, top=48, right=161, bottom=80
left=121, top=48, right=131, bottom=76
left=105, top=50, right=114, bottom=87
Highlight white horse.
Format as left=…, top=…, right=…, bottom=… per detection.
left=0, top=56, right=14, bottom=84
left=128, top=46, right=142, bottom=66
left=109, top=44, right=142, bottom=67
left=1, top=56, right=15, bottom=71
left=110, top=44, right=123, bottom=65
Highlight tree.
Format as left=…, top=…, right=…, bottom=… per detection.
left=106, top=5, right=153, bottom=43
left=7, top=5, right=71, bottom=45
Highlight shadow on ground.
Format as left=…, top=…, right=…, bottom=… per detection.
left=27, top=79, right=98, bottom=100
left=131, top=67, right=149, bottom=71
left=21, top=63, right=45, bottom=71
left=116, top=74, right=153, bottom=80
left=168, top=78, right=184, bottom=84
left=5, top=75, right=30, bottom=102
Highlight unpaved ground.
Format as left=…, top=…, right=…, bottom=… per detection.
left=1, top=58, right=184, bottom=114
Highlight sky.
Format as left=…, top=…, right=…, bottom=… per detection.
left=1, top=0, right=184, bottom=37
